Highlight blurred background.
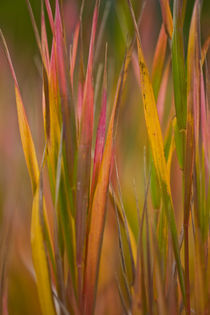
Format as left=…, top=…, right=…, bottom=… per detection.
left=0, top=0, right=209, bottom=314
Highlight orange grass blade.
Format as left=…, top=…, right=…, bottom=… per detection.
left=83, top=50, right=130, bottom=315
left=159, top=0, right=173, bottom=39
left=91, top=45, right=108, bottom=201
left=126, top=0, right=185, bottom=301
left=151, top=24, right=167, bottom=99
left=156, top=58, right=171, bottom=124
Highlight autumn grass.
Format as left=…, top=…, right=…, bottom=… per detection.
left=0, top=0, right=209, bottom=314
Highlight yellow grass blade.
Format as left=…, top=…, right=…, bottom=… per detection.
left=1, top=31, right=56, bottom=313
left=31, top=183, right=56, bottom=315
left=0, top=30, right=39, bottom=193
left=15, top=87, right=39, bottom=193
left=126, top=0, right=185, bottom=301
left=136, top=35, right=185, bottom=301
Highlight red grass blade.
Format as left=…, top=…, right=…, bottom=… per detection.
left=75, top=2, right=99, bottom=301
left=70, top=21, right=80, bottom=90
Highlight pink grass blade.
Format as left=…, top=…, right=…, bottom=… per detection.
left=55, top=0, right=76, bottom=183
left=43, top=68, right=51, bottom=142
left=75, top=1, right=99, bottom=300
left=156, top=58, right=171, bottom=123
left=41, top=1, right=50, bottom=73
left=70, top=21, right=80, bottom=90
left=44, top=0, right=56, bottom=37
left=200, top=71, right=210, bottom=178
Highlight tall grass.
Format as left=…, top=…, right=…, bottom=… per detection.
left=0, top=0, right=209, bottom=314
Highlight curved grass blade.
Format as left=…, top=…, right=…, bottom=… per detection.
left=126, top=0, right=185, bottom=301
left=0, top=30, right=39, bottom=193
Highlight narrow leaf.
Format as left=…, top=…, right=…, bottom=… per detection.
left=151, top=24, right=167, bottom=99
left=172, top=0, right=187, bottom=132
left=159, top=0, right=173, bottom=39
left=31, top=182, right=56, bottom=315
left=91, top=45, right=108, bottom=201
left=83, top=50, right=130, bottom=315
left=76, top=1, right=99, bottom=289
left=0, top=30, right=39, bottom=193
left=184, top=2, right=200, bottom=313
left=126, top=0, right=185, bottom=301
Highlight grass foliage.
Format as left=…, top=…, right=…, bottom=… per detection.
left=0, top=0, right=209, bottom=314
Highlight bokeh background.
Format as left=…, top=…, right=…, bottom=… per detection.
left=0, top=0, right=209, bottom=314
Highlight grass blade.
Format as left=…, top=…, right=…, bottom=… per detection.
left=159, top=0, right=173, bottom=39
left=184, top=2, right=201, bottom=313
left=31, top=179, right=56, bottom=315
left=70, top=21, right=80, bottom=90
left=83, top=50, right=130, bottom=315
left=126, top=0, right=185, bottom=301
left=0, top=30, right=39, bottom=193
left=91, top=45, right=108, bottom=201
left=151, top=24, right=167, bottom=99
left=172, top=0, right=187, bottom=132
left=76, top=2, right=99, bottom=302
left=201, top=36, right=210, bottom=66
